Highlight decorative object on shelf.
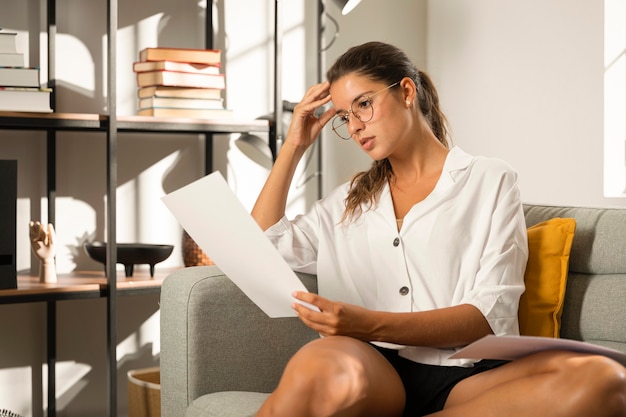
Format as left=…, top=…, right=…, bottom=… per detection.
left=0, top=409, right=24, bottom=417
left=84, top=242, right=174, bottom=277
left=182, top=230, right=214, bottom=267
left=29, top=221, right=57, bottom=283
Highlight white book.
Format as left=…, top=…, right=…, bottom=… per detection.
left=0, top=67, right=40, bottom=87
left=0, top=88, right=52, bottom=112
left=0, top=32, right=18, bottom=53
left=0, top=52, right=25, bottom=67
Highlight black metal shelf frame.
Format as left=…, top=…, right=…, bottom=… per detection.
left=0, top=0, right=273, bottom=415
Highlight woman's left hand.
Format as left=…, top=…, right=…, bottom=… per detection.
left=292, top=291, right=377, bottom=340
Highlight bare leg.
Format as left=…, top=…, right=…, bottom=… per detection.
left=255, top=336, right=405, bottom=417
left=430, top=351, right=626, bottom=417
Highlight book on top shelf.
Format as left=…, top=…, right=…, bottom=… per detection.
left=136, top=70, right=225, bottom=89
left=138, top=86, right=222, bottom=100
left=139, top=47, right=221, bottom=65
left=133, top=60, right=220, bottom=75
left=0, top=52, right=24, bottom=67
left=0, top=87, right=52, bottom=112
left=0, top=31, right=18, bottom=53
left=0, top=67, right=40, bottom=88
left=138, top=96, right=224, bottom=110
left=137, top=107, right=233, bottom=119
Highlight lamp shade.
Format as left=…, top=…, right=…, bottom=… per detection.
left=234, top=134, right=274, bottom=170
left=332, top=0, right=363, bottom=15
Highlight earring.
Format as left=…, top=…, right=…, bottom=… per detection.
left=406, top=100, right=412, bottom=106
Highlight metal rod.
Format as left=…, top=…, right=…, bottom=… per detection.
left=317, top=0, right=325, bottom=199
left=106, top=0, right=118, bottom=415
left=206, top=0, right=214, bottom=49
left=205, top=0, right=214, bottom=174
left=274, top=0, right=283, bottom=152
left=46, top=301, right=56, bottom=417
left=46, top=0, right=57, bottom=415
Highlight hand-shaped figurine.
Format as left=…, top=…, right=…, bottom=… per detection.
left=29, top=221, right=57, bottom=283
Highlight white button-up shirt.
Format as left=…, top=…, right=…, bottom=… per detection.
left=265, top=147, right=528, bottom=366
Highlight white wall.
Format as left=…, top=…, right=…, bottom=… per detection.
left=427, top=0, right=623, bottom=208
left=321, top=0, right=624, bottom=209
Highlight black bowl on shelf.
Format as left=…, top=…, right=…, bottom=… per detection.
left=84, top=242, right=174, bottom=277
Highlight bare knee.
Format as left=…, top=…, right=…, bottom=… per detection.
left=576, top=355, right=626, bottom=416
left=262, top=336, right=404, bottom=417
left=288, top=338, right=370, bottom=410
left=551, top=353, right=626, bottom=416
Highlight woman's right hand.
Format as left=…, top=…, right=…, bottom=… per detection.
left=251, top=81, right=335, bottom=230
left=283, top=81, right=335, bottom=151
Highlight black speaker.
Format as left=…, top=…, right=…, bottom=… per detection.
left=0, top=160, right=17, bottom=290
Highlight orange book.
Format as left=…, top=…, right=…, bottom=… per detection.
left=139, top=47, right=221, bottom=65
left=133, top=60, right=221, bottom=74
left=137, top=107, right=233, bottom=119
left=137, top=86, right=223, bottom=100
left=138, top=96, right=224, bottom=110
left=136, top=70, right=225, bottom=89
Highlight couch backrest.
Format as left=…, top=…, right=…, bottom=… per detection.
left=523, top=204, right=626, bottom=353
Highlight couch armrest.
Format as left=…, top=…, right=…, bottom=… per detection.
left=160, top=266, right=318, bottom=417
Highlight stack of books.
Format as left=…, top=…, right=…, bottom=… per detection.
left=134, top=47, right=232, bottom=119
left=0, top=29, right=52, bottom=113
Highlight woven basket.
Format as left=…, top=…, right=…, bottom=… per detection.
left=182, top=230, right=214, bottom=267
left=128, top=367, right=160, bottom=417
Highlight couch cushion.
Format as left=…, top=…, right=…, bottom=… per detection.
left=519, top=218, right=576, bottom=338
left=185, top=391, right=269, bottom=417
left=523, top=205, right=626, bottom=275
left=559, top=272, right=626, bottom=352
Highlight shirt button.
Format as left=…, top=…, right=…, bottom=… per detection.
left=399, top=286, right=410, bottom=296
left=393, top=237, right=400, bottom=247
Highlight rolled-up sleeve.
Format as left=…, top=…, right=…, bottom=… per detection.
left=265, top=213, right=319, bottom=274
left=459, top=171, right=528, bottom=336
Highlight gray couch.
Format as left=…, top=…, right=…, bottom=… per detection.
left=160, top=204, right=626, bottom=417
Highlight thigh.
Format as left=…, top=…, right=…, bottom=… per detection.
left=281, top=336, right=406, bottom=416
left=444, top=350, right=596, bottom=409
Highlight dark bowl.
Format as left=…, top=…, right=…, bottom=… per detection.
left=84, top=242, right=174, bottom=277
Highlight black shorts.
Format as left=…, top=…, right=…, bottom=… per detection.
left=373, top=345, right=508, bottom=416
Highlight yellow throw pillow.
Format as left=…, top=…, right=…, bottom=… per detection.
left=518, top=217, right=576, bottom=338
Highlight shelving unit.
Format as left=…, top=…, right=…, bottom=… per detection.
left=0, top=0, right=273, bottom=416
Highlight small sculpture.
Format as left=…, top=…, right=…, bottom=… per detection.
left=29, top=221, right=57, bottom=283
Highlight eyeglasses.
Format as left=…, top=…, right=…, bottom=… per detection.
left=331, top=81, right=400, bottom=140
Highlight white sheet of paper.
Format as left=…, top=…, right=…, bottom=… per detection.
left=450, top=335, right=626, bottom=366
left=161, top=171, right=312, bottom=318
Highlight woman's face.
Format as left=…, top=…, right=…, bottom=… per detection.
left=329, top=74, right=413, bottom=161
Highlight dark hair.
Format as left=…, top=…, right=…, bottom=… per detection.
left=326, top=41, right=450, bottom=222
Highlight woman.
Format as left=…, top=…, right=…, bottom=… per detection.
left=251, top=42, right=626, bottom=417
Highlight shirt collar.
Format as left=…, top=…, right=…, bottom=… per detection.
left=444, top=146, right=473, bottom=182
left=376, top=146, right=474, bottom=225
